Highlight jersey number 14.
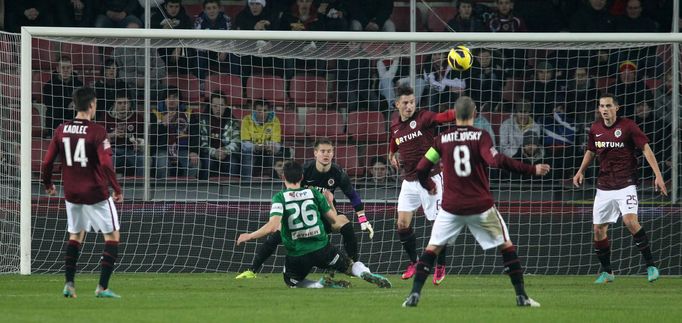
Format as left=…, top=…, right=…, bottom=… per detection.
left=62, top=137, right=89, bottom=167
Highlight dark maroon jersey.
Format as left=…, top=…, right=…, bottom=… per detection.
left=420, top=125, right=535, bottom=215
left=587, top=117, right=648, bottom=190
left=390, top=109, right=442, bottom=181
left=41, top=119, right=122, bottom=204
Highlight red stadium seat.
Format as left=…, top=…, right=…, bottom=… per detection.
left=32, top=106, right=43, bottom=137
left=32, top=38, right=54, bottom=70
left=427, top=7, right=457, bottom=32
left=362, top=142, right=390, bottom=168
left=231, top=107, right=249, bottom=122
left=205, top=74, right=244, bottom=106
left=289, top=75, right=328, bottom=106
left=0, top=73, right=20, bottom=102
left=0, top=40, right=18, bottom=70
left=60, top=44, right=102, bottom=71
left=391, top=6, right=426, bottom=32
left=184, top=4, right=203, bottom=18
left=32, top=72, right=52, bottom=102
left=246, top=75, right=286, bottom=106
left=334, top=145, right=363, bottom=177
left=304, top=111, right=345, bottom=141
left=32, top=139, right=59, bottom=174
left=165, top=74, right=202, bottom=102
left=595, top=77, right=616, bottom=92
left=276, top=110, right=302, bottom=144
left=644, top=78, right=661, bottom=91
left=347, top=111, right=387, bottom=143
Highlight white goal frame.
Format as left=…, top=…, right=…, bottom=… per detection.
left=19, top=27, right=681, bottom=274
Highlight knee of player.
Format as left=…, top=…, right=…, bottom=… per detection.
left=622, top=214, right=639, bottom=228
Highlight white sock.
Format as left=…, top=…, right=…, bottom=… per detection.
left=351, top=261, right=371, bottom=277
left=296, top=279, right=324, bottom=289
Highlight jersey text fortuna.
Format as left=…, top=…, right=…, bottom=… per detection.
left=395, top=130, right=423, bottom=145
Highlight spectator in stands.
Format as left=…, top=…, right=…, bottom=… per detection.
left=94, top=59, right=129, bottom=120
left=607, top=60, right=648, bottom=118
left=103, top=91, right=144, bottom=177
left=615, top=0, right=658, bottom=32
left=151, top=87, right=201, bottom=178
left=336, top=42, right=379, bottom=111
left=348, top=0, right=395, bottom=32
left=55, top=0, right=97, bottom=27
left=240, top=100, right=282, bottom=181
left=569, top=0, right=615, bottom=32
left=5, top=1, right=53, bottom=32
left=199, top=92, right=241, bottom=179
left=474, top=111, right=497, bottom=147
left=633, top=99, right=670, bottom=180
left=150, top=0, right=197, bottom=76
left=367, top=156, right=396, bottom=184
left=654, top=72, right=681, bottom=123
left=94, top=0, right=142, bottom=28
left=194, top=0, right=240, bottom=78
left=317, top=0, right=349, bottom=31
left=464, top=48, right=504, bottom=110
left=499, top=100, right=543, bottom=158
left=488, top=0, right=527, bottom=32
left=524, top=61, right=563, bottom=116
left=43, top=56, right=83, bottom=132
left=271, top=148, right=292, bottom=179
left=541, top=103, right=576, bottom=147
left=447, top=0, right=487, bottom=32
left=279, top=0, right=326, bottom=31
left=516, top=131, right=545, bottom=164
left=423, top=51, right=466, bottom=112
left=113, top=21, right=166, bottom=99
left=235, top=0, right=275, bottom=30
left=564, top=66, right=599, bottom=126
left=377, top=49, right=425, bottom=110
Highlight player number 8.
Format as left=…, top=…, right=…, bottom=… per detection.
left=453, top=145, right=471, bottom=177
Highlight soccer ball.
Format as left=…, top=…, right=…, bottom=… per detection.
left=447, top=46, right=473, bottom=71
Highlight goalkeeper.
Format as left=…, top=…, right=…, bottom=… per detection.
left=236, top=138, right=372, bottom=279
left=237, top=160, right=390, bottom=289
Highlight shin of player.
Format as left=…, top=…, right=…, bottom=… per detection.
left=403, top=96, right=548, bottom=307
left=573, top=94, right=666, bottom=284
left=42, top=87, right=123, bottom=299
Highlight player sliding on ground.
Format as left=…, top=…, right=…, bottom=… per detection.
left=236, top=138, right=372, bottom=279
left=41, top=87, right=124, bottom=299
left=389, top=85, right=455, bottom=285
left=573, top=94, right=666, bottom=284
left=402, top=96, right=549, bottom=308
left=236, top=160, right=391, bottom=289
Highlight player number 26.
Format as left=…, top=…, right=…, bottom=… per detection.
left=62, top=137, right=89, bottom=167
left=453, top=145, right=471, bottom=177
left=286, top=200, right=318, bottom=230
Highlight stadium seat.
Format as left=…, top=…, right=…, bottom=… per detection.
left=289, top=75, right=328, bottom=106
left=480, top=111, right=508, bottom=143
left=32, top=38, right=54, bottom=70
left=32, top=72, right=52, bottom=102
left=303, top=111, right=345, bottom=141
left=347, top=111, right=387, bottom=143
left=0, top=74, right=20, bottom=102
left=644, top=78, right=662, bottom=91
left=427, top=7, right=457, bottom=32
left=165, top=74, right=202, bottom=102
left=391, top=6, right=426, bottom=32
left=60, top=43, right=102, bottom=72
left=205, top=74, right=244, bottom=106
left=0, top=40, right=18, bottom=70
left=362, top=142, right=390, bottom=168
left=595, top=77, right=616, bottom=92
left=32, top=106, right=43, bottom=137
left=184, top=4, right=202, bottom=18
left=246, top=75, right=286, bottom=106
left=32, top=139, right=58, bottom=174
left=502, top=78, right=524, bottom=102
left=334, top=145, right=363, bottom=177
left=276, top=110, right=303, bottom=144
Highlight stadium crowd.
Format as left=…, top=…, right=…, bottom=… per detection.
left=1, top=0, right=680, bottom=184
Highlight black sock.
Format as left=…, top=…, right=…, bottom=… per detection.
left=633, top=228, right=655, bottom=267
left=64, top=240, right=81, bottom=284
left=398, top=227, right=418, bottom=263
left=252, top=232, right=282, bottom=272
left=99, top=241, right=118, bottom=290
left=411, top=250, right=436, bottom=294
left=501, top=245, right=526, bottom=298
left=594, top=238, right=612, bottom=273
left=437, top=245, right=447, bottom=266
left=339, top=223, right=359, bottom=262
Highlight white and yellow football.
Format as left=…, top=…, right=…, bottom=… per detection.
left=447, top=46, right=473, bottom=71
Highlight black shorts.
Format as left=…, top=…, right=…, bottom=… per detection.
left=283, top=244, right=352, bottom=287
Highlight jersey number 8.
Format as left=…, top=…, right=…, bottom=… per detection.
left=453, top=145, right=471, bottom=177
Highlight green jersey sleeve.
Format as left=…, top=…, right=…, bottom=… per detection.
left=313, top=189, right=332, bottom=216
left=270, top=192, right=284, bottom=217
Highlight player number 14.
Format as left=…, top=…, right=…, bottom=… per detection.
left=62, top=137, right=88, bottom=167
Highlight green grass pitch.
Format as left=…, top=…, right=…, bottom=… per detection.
left=2, top=273, right=681, bottom=322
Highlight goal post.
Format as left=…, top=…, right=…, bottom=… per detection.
left=9, top=27, right=682, bottom=275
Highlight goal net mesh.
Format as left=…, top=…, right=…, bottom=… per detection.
left=1, top=30, right=680, bottom=275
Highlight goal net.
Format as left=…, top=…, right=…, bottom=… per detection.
left=2, top=28, right=680, bottom=276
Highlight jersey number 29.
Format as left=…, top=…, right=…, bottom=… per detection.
left=453, top=145, right=471, bottom=177
left=62, top=137, right=88, bottom=167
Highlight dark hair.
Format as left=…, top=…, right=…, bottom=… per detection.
left=454, top=96, right=476, bottom=120
left=515, top=99, right=532, bottom=113
left=166, top=0, right=182, bottom=4
left=282, top=160, right=303, bottom=183
left=314, top=138, right=334, bottom=149
left=458, top=0, right=474, bottom=9
left=203, top=0, right=220, bottom=8
left=600, top=93, right=619, bottom=106
left=370, top=156, right=388, bottom=166
left=114, top=90, right=129, bottom=100
left=72, top=87, right=97, bottom=112
left=165, top=87, right=181, bottom=100
left=252, top=99, right=271, bottom=110
left=207, top=91, right=231, bottom=119
left=395, top=85, right=414, bottom=98
left=58, top=55, right=71, bottom=63
left=104, top=58, right=117, bottom=69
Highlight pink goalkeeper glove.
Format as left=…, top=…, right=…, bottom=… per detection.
left=357, top=212, right=374, bottom=239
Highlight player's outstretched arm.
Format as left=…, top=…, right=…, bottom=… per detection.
left=416, top=148, right=440, bottom=194
left=237, top=216, right=281, bottom=245
left=572, top=150, right=595, bottom=188
left=641, top=144, right=668, bottom=196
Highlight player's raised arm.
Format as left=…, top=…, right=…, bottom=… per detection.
left=479, top=133, right=547, bottom=176
left=416, top=147, right=440, bottom=194
left=432, top=109, right=456, bottom=125
left=641, top=143, right=668, bottom=196
left=41, top=130, right=62, bottom=195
